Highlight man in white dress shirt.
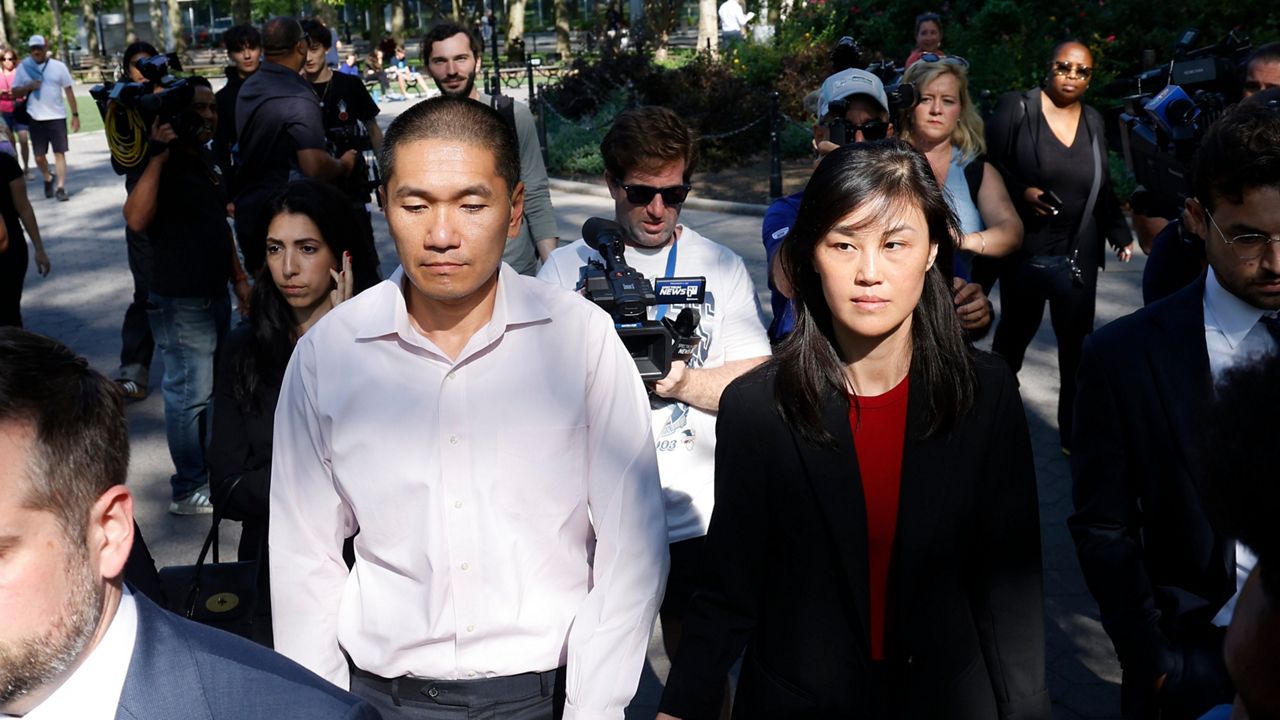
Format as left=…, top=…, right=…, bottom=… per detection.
left=269, top=96, right=668, bottom=720
left=1070, top=89, right=1280, bottom=719
left=0, top=328, right=376, bottom=720
left=538, top=106, right=770, bottom=715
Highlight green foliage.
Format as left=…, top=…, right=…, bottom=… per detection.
left=545, top=88, right=630, bottom=176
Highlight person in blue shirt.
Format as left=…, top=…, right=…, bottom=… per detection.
left=763, top=68, right=991, bottom=343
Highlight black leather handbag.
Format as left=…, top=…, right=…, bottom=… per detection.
left=157, top=477, right=263, bottom=639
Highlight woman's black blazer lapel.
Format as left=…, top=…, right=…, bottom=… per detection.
left=793, top=390, right=872, bottom=656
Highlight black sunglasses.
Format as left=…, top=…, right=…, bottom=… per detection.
left=619, top=182, right=692, bottom=206
left=918, top=52, right=969, bottom=69
left=1050, top=60, right=1093, bottom=79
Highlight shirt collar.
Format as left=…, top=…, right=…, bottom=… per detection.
left=8, top=587, right=138, bottom=720
left=356, top=264, right=552, bottom=352
left=1204, top=268, right=1271, bottom=350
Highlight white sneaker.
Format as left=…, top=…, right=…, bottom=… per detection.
left=169, top=485, right=215, bottom=515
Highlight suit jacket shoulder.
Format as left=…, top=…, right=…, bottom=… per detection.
left=116, top=592, right=379, bottom=720
left=1085, top=274, right=1205, bottom=370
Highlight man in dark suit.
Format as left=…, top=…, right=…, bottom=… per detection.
left=0, top=327, right=380, bottom=720
left=1070, top=89, right=1280, bottom=720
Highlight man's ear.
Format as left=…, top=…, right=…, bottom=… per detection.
left=1184, top=196, right=1209, bottom=239
left=88, top=486, right=134, bottom=583
left=508, top=180, right=526, bottom=239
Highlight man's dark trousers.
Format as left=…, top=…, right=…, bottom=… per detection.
left=119, top=227, right=154, bottom=386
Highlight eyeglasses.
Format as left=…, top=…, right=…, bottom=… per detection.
left=618, top=182, right=692, bottom=206
left=918, top=53, right=968, bottom=69
left=1050, top=61, right=1093, bottom=79
left=1, top=56, right=14, bottom=62
left=1201, top=201, right=1280, bottom=261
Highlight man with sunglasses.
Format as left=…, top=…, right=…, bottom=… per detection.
left=539, top=107, right=771, bottom=690
left=1071, top=89, right=1280, bottom=720
left=762, top=67, right=991, bottom=343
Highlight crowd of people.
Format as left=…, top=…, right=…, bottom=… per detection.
left=0, top=11, right=1278, bottom=720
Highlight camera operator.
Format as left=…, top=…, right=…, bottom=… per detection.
left=235, top=16, right=355, bottom=274
left=301, top=18, right=382, bottom=264
left=762, top=68, right=991, bottom=343
left=213, top=24, right=262, bottom=195
left=423, top=21, right=559, bottom=275
left=1070, top=88, right=1280, bottom=720
left=538, top=107, right=771, bottom=701
left=122, top=76, right=250, bottom=516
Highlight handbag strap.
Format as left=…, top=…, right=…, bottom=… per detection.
left=1067, top=129, right=1104, bottom=264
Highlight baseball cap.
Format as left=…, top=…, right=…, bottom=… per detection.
left=27, top=35, right=46, bottom=48
left=817, top=68, right=889, bottom=119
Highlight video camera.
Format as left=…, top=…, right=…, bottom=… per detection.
left=824, top=36, right=919, bottom=145
left=578, top=217, right=705, bottom=383
left=1109, top=28, right=1252, bottom=205
left=90, top=54, right=199, bottom=171
left=325, top=122, right=381, bottom=200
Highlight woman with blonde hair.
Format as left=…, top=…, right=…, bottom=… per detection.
left=899, top=56, right=1022, bottom=279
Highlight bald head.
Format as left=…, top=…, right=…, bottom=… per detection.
left=263, top=17, right=304, bottom=56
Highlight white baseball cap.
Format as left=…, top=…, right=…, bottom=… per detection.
left=27, top=35, right=46, bottom=48
left=817, top=68, right=889, bottom=119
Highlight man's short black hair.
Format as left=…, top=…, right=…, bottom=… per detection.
left=262, top=16, right=304, bottom=57
left=379, top=95, right=520, bottom=193
left=0, top=328, right=128, bottom=543
left=187, top=75, right=212, bottom=90
left=1193, top=87, right=1280, bottom=211
left=1246, top=41, right=1280, bottom=72
left=301, top=18, right=332, bottom=50
left=224, top=24, right=261, bottom=52
left=423, top=21, right=482, bottom=63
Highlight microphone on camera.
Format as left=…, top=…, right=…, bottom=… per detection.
left=583, top=217, right=625, bottom=252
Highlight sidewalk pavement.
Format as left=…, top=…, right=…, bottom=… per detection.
left=18, top=95, right=1136, bottom=719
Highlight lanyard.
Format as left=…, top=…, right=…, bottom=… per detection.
left=652, top=236, right=679, bottom=321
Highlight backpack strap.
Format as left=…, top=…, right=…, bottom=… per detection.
left=964, top=154, right=986, bottom=207
left=490, top=93, right=519, bottom=143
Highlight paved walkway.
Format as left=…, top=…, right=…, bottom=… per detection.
left=16, top=90, right=1143, bottom=719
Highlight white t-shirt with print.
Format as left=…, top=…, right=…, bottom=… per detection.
left=14, top=57, right=73, bottom=121
left=539, top=225, right=772, bottom=543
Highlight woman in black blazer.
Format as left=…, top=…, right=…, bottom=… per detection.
left=208, top=180, right=379, bottom=641
left=658, top=141, right=1050, bottom=720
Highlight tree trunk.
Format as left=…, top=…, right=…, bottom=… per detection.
left=167, top=0, right=184, bottom=53
left=370, top=1, right=386, bottom=41
left=316, top=0, right=338, bottom=28
left=83, top=0, right=100, bottom=57
left=124, top=0, right=137, bottom=44
left=232, top=0, right=250, bottom=25
left=149, top=0, right=164, bottom=49
left=49, top=0, right=65, bottom=59
left=505, top=0, right=524, bottom=48
left=553, top=0, right=569, bottom=59
left=1, top=0, right=13, bottom=50
left=0, top=2, right=8, bottom=49
left=391, top=0, right=405, bottom=45
left=695, top=0, right=717, bottom=59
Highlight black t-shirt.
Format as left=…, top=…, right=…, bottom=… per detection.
left=234, top=61, right=327, bottom=206
left=0, top=153, right=23, bottom=249
left=149, top=146, right=232, bottom=298
left=1023, top=113, right=1094, bottom=257
left=311, top=71, right=379, bottom=203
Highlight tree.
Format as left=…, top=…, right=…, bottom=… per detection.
left=1, top=0, right=13, bottom=48
left=640, top=0, right=679, bottom=61
left=166, top=0, right=184, bottom=53
left=506, top=0, right=524, bottom=53
left=148, top=0, right=163, bottom=48
left=391, top=0, right=405, bottom=45
left=124, top=0, right=136, bottom=44
left=48, top=0, right=63, bottom=57
left=369, top=0, right=385, bottom=42
left=82, top=0, right=98, bottom=57
left=695, top=0, right=717, bottom=59
left=554, top=0, right=570, bottom=59
left=232, top=0, right=250, bottom=24
left=0, top=3, right=8, bottom=47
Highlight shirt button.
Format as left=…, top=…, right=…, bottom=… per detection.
left=460, top=562, right=469, bottom=571
left=449, top=435, right=459, bottom=445
left=454, top=501, right=463, bottom=509
left=466, top=624, right=475, bottom=633
left=467, top=671, right=476, bottom=678
left=447, top=371, right=457, bottom=380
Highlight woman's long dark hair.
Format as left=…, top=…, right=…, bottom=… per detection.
left=120, top=42, right=159, bottom=81
left=775, top=140, right=975, bottom=445
left=232, top=179, right=381, bottom=410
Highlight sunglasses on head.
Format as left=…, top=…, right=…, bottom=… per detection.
left=918, top=52, right=969, bottom=69
left=618, top=182, right=692, bottom=206
left=1050, top=61, right=1093, bottom=79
